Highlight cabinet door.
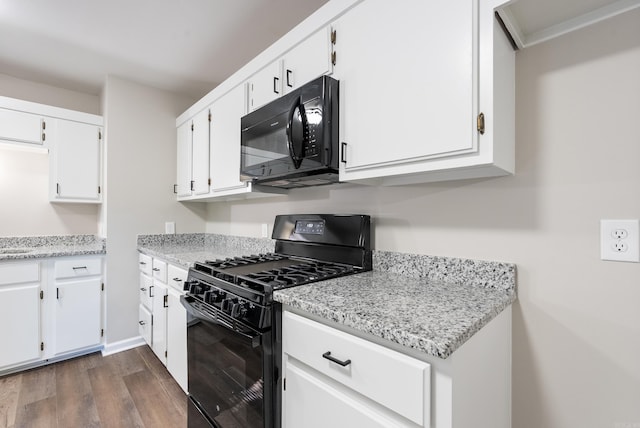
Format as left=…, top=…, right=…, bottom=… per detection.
left=283, top=27, right=332, bottom=94
left=51, top=119, right=101, bottom=202
left=284, top=361, right=400, bottom=428
left=166, top=288, right=188, bottom=393
left=248, top=60, right=282, bottom=111
left=0, top=283, right=41, bottom=369
left=335, top=0, right=477, bottom=174
left=54, top=277, right=101, bottom=354
left=191, top=109, right=211, bottom=196
left=210, top=84, right=248, bottom=192
left=0, top=108, right=43, bottom=145
left=151, top=280, right=168, bottom=364
left=139, top=304, right=152, bottom=346
left=176, top=120, right=193, bottom=198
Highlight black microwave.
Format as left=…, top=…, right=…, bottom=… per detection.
left=240, top=76, right=339, bottom=188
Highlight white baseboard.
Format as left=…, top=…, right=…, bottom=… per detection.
left=101, top=336, right=146, bottom=356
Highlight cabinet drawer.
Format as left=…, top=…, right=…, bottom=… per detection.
left=0, top=261, right=40, bottom=285
left=152, top=259, right=167, bottom=283
left=138, top=253, right=152, bottom=276
left=283, top=311, right=430, bottom=426
left=167, top=264, right=188, bottom=292
left=139, top=273, right=153, bottom=311
left=139, top=304, right=152, bottom=346
left=54, top=257, right=102, bottom=279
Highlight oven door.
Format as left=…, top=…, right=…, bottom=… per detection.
left=182, top=296, right=274, bottom=428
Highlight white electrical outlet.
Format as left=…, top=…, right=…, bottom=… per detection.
left=165, top=221, right=176, bottom=234
left=261, top=223, right=269, bottom=238
left=600, top=219, right=639, bottom=262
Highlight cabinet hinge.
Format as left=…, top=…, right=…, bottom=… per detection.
left=283, top=378, right=286, bottom=391
left=101, top=329, right=104, bottom=337
left=101, top=283, right=104, bottom=291
left=40, top=342, right=44, bottom=351
left=477, top=112, right=485, bottom=135
left=42, top=121, right=46, bottom=130
left=40, top=290, right=44, bottom=299
left=331, top=51, right=336, bottom=66
left=331, top=29, right=336, bottom=45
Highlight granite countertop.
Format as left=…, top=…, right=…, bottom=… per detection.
left=137, top=234, right=516, bottom=360
left=0, top=235, right=106, bottom=261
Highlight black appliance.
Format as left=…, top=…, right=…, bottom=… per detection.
left=240, top=76, right=339, bottom=189
left=181, top=214, right=371, bottom=428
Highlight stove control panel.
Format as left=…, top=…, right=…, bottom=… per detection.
left=183, top=278, right=268, bottom=329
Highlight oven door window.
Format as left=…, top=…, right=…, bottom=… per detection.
left=187, top=311, right=268, bottom=428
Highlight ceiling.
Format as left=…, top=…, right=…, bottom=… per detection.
left=0, top=0, right=329, bottom=99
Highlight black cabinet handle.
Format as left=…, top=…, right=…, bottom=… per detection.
left=273, top=77, right=280, bottom=94
left=322, top=351, right=351, bottom=367
left=341, top=142, right=347, bottom=163
left=56, top=183, right=60, bottom=195
left=139, top=261, right=146, bottom=265
left=190, top=180, right=194, bottom=191
left=152, top=268, right=160, bottom=272
left=139, top=320, right=146, bottom=326
left=163, top=295, right=168, bottom=308
left=72, top=266, right=87, bottom=270
left=286, top=69, right=293, bottom=87
left=149, top=285, right=154, bottom=298
left=56, top=288, right=59, bottom=299
left=173, top=277, right=182, bottom=282
left=140, top=287, right=147, bottom=292
left=173, top=184, right=177, bottom=194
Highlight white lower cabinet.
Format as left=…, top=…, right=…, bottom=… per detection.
left=138, top=253, right=189, bottom=393
left=282, top=311, right=430, bottom=427
left=282, top=308, right=512, bottom=428
left=52, top=257, right=104, bottom=355
left=151, top=279, right=168, bottom=363
left=0, top=262, right=42, bottom=370
left=0, top=256, right=105, bottom=375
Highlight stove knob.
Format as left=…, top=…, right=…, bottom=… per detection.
left=183, top=280, right=195, bottom=292
left=203, top=290, right=213, bottom=303
left=188, top=281, right=202, bottom=294
left=230, top=302, right=247, bottom=318
left=221, top=298, right=232, bottom=312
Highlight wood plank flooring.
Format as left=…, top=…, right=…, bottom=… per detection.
left=0, top=346, right=187, bottom=428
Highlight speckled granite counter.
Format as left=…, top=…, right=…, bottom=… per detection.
left=275, top=251, right=516, bottom=359
left=0, top=235, right=106, bottom=260
left=137, top=233, right=274, bottom=269
left=137, top=233, right=516, bottom=360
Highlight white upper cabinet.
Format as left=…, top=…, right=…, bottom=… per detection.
left=191, top=109, right=211, bottom=196
left=176, top=121, right=193, bottom=198
left=210, top=84, right=248, bottom=192
left=176, top=107, right=212, bottom=200
left=49, top=119, right=102, bottom=203
left=334, top=0, right=515, bottom=185
left=281, top=26, right=333, bottom=95
left=248, top=25, right=333, bottom=111
left=0, top=108, right=44, bottom=145
left=248, top=60, right=283, bottom=112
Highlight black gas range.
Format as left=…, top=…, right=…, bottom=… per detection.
left=181, top=214, right=371, bottom=428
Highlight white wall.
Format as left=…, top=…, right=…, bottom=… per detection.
left=102, top=75, right=206, bottom=344
left=0, top=75, right=101, bottom=237
left=206, top=9, right=640, bottom=428
left=0, top=72, right=100, bottom=114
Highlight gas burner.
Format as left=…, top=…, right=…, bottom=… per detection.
left=204, top=253, right=286, bottom=269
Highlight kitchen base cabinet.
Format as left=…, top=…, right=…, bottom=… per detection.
left=53, top=257, right=103, bottom=355
left=282, top=307, right=512, bottom=428
left=138, top=253, right=189, bottom=393
left=0, top=256, right=105, bottom=376
left=0, top=262, right=42, bottom=371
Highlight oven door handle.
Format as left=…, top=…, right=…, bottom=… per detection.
left=181, top=297, right=262, bottom=348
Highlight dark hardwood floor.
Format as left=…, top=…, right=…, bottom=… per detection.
left=0, top=346, right=187, bottom=428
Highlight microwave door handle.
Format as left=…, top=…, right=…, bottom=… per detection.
left=286, top=96, right=307, bottom=169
